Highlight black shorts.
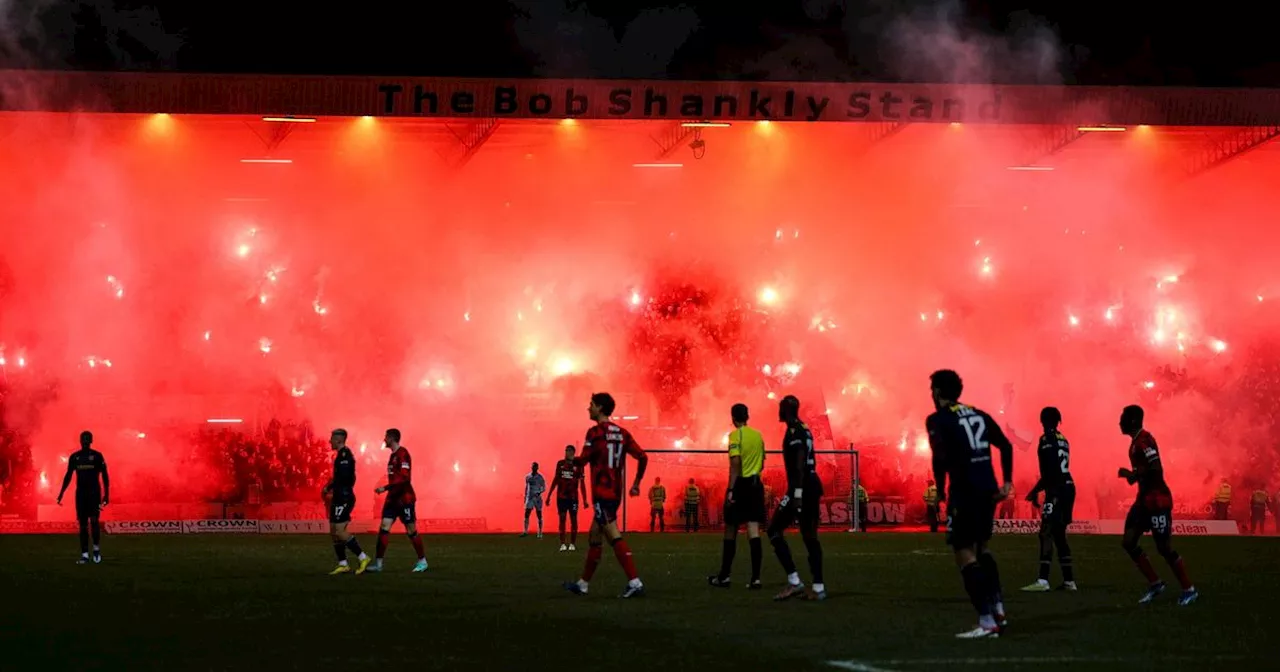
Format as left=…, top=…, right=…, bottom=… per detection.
left=380, top=498, right=416, bottom=524
left=767, top=491, right=820, bottom=535
left=592, top=499, right=620, bottom=526
left=75, top=491, right=102, bottom=520
left=726, top=476, right=766, bottom=526
left=329, top=494, right=355, bottom=524
left=946, top=495, right=996, bottom=549
left=1042, top=484, right=1076, bottom=528
left=1125, top=489, right=1174, bottom=540
left=557, top=498, right=579, bottom=515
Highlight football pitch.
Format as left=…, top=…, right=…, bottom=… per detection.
left=2, top=532, right=1275, bottom=672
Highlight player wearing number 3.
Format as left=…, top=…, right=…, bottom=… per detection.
left=925, top=370, right=1014, bottom=639
left=564, top=392, right=649, bottom=598
left=1118, top=405, right=1198, bottom=606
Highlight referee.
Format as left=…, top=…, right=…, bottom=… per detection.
left=709, top=403, right=767, bottom=589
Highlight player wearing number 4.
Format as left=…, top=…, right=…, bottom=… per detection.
left=370, top=429, right=428, bottom=573
left=563, top=392, right=649, bottom=598
left=1118, top=405, right=1197, bottom=606
left=1021, top=407, right=1078, bottom=593
left=925, top=370, right=1013, bottom=639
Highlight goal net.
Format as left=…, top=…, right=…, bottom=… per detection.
left=617, top=445, right=861, bottom=533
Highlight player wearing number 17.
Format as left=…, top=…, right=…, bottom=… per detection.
left=563, top=392, right=649, bottom=598
left=925, top=370, right=1014, bottom=639
left=324, top=429, right=371, bottom=575
left=1118, top=405, right=1198, bottom=606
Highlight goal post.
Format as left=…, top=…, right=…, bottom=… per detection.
left=619, top=443, right=861, bottom=534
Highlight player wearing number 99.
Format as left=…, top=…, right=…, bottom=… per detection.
left=564, top=392, right=649, bottom=599
left=925, top=370, right=1013, bottom=639
left=1021, top=407, right=1077, bottom=593
left=1118, top=405, right=1198, bottom=606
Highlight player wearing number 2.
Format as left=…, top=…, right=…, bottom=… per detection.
left=564, top=392, right=649, bottom=598
left=925, top=370, right=1014, bottom=639
left=1021, top=407, right=1078, bottom=592
left=1118, top=405, right=1198, bottom=606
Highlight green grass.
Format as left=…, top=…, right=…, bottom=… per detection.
left=1, top=532, right=1276, bottom=671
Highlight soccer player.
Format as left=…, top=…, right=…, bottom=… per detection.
left=323, top=429, right=370, bottom=575
left=371, top=428, right=427, bottom=573
left=546, top=445, right=588, bottom=551
left=709, top=403, right=766, bottom=590
left=1117, top=405, right=1198, bottom=605
left=1021, top=407, right=1077, bottom=592
left=925, top=370, right=1013, bottom=638
left=682, top=478, right=701, bottom=532
left=56, top=431, right=108, bottom=564
left=768, top=395, right=826, bottom=601
left=564, top=392, right=649, bottom=598
left=523, top=462, right=546, bottom=538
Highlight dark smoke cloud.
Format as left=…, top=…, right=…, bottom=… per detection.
left=509, top=0, right=700, bottom=78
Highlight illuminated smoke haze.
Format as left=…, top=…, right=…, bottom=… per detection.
left=3, top=5, right=1280, bottom=528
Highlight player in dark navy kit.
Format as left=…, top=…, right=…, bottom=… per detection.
left=1022, top=407, right=1078, bottom=592
left=56, top=431, right=109, bottom=564
left=372, top=428, right=427, bottom=573
left=925, top=370, right=1014, bottom=639
left=1118, top=405, right=1198, bottom=605
left=564, top=392, right=649, bottom=598
left=768, top=395, right=826, bottom=601
left=323, top=429, right=370, bottom=575
left=547, top=444, right=589, bottom=552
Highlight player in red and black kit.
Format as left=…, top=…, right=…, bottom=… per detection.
left=563, top=392, right=649, bottom=598
left=371, top=428, right=427, bottom=573
left=1118, top=405, right=1198, bottom=605
left=547, top=444, right=589, bottom=552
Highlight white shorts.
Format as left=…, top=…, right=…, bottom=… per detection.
left=526, top=498, right=543, bottom=511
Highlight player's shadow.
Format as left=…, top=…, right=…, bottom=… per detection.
left=1001, top=602, right=1130, bottom=635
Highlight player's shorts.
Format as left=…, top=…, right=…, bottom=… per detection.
left=726, top=476, right=767, bottom=526
left=1041, top=484, right=1076, bottom=527
left=75, top=491, right=102, bottom=520
left=525, top=497, right=543, bottom=511
left=1125, top=489, right=1174, bottom=540
left=946, top=494, right=997, bottom=549
left=592, top=499, right=620, bottom=526
left=767, top=492, right=820, bottom=535
left=556, top=498, right=579, bottom=515
left=329, top=493, right=355, bottom=525
left=380, top=498, right=416, bottom=524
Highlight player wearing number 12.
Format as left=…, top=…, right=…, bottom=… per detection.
left=925, top=370, right=1014, bottom=639
left=1021, top=407, right=1077, bottom=593
left=371, top=429, right=427, bottom=573
left=1118, top=405, right=1198, bottom=606
left=564, top=392, right=649, bottom=598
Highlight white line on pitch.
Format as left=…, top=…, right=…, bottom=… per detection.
left=826, top=661, right=899, bottom=672
left=829, top=655, right=1248, bottom=668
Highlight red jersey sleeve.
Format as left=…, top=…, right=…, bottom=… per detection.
left=624, top=428, right=648, bottom=483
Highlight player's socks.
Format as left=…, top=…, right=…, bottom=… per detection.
left=582, top=543, right=604, bottom=581
left=79, top=524, right=90, bottom=555
left=717, top=538, right=736, bottom=580
left=376, top=530, right=390, bottom=560
left=770, top=534, right=798, bottom=576
left=978, top=552, right=1004, bottom=609
left=810, top=582, right=827, bottom=600
left=612, top=538, right=639, bottom=581
left=91, top=519, right=101, bottom=547
left=1162, top=550, right=1194, bottom=591
left=333, top=541, right=347, bottom=563
left=1128, top=547, right=1160, bottom=584
left=803, top=535, right=824, bottom=586
left=408, top=531, right=425, bottom=560
left=748, top=537, right=763, bottom=582
left=1037, top=554, right=1052, bottom=582
left=960, top=562, right=992, bottom=619
left=1053, top=528, right=1074, bottom=581
left=345, top=536, right=364, bottom=557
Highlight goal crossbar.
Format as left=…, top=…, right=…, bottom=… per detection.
left=620, top=445, right=863, bottom=532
